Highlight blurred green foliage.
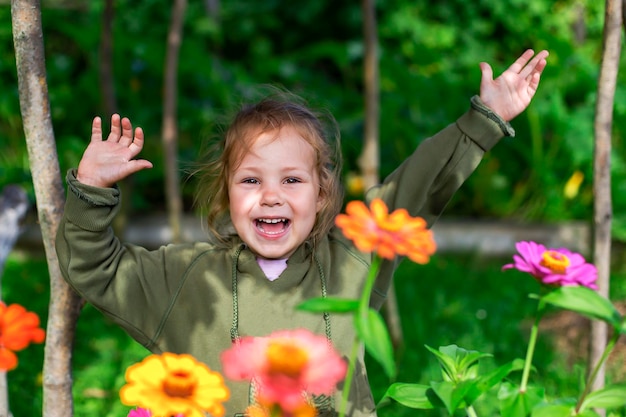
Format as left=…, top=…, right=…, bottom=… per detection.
left=1, top=0, right=626, bottom=239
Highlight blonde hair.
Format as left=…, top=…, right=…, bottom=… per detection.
left=194, top=90, right=343, bottom=247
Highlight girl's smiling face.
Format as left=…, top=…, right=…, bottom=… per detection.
left=228, top=126, right=323, bottom=260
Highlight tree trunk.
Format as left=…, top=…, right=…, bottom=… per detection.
left=572, top=3, right=587, bottom=45
left=162, top=0, right=187, bottom=243
left=359, top=0, right=403, bottom=349
left=97, top=0, right=132, bottom=238
left=359, top=0, right=379, bottom=192
left=99, top=0, right=131, bottom=238
left=204, top=0, right=219, bottom=22
left=99, top=0, right=116, bottom=118
left=590, top=0, right=622, bottom=405
left=10, top=2, right=82, bottom=416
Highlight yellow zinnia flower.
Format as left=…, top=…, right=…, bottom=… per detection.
left=120, top=352, right=230, bottom=417
left=335, top=198, right=436, bottom=264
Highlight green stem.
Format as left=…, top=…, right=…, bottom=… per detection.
left=467, top=405, right=479, bottom=417
left=338, top=256, right=382, bottom=417
left=575, top=330, right=619, bottom=413
left=520, top=304, right=544, bottom=392
left=338, top=337, right=360, bottom=417
left=359, top=256, right=381, bottom=315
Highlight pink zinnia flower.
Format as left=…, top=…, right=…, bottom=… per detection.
left=127, top=408, right=152, bottom=417
left=127, top=407, right=184, bottom=417
left=221, top=329, right=347, bottom=412
left=502, top=241, right=598, bottom=290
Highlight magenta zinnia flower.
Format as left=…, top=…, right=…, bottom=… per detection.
left=502, top=241, right=598, bottom=289
left=127, top=408, right=152, bottom=417
left=221, top=329, right=347, bottom=412
left=127, top=408, right=185, bottom=417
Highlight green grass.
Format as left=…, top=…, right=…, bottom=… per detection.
left=3, top=249, right=626, bottom=416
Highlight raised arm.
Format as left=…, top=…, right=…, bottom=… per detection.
left=76, top=114, right=153, bottom=188
left=368, top=49, right=550, bottom=225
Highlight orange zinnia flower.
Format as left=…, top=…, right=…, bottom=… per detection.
left=335, top=198, right=436, bottom=264
left=0, top=302, right=45, bottom=371
left=246, top=400, right=317, bottom=417
left=120, top=352, right=230, bottom=417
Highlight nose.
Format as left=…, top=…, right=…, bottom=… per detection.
left=260, top=183, right=283, bottom=206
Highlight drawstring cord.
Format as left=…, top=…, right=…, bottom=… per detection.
left=313, top=252, right=333, bottom=344
left=229, top=243, right=334, bottom=414
left=230, top=244, right=332, bottom=344
left=230, top=244, right=245, bottom=343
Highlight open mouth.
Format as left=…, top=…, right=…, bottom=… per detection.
left=255, top=218, right=290, bottom=235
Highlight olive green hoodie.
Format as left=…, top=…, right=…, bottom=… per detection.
left=56, top=96, right=510, bottom=416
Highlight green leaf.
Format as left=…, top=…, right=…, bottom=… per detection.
left=579, top=384, right=626, bottom=411
left=466, top=358, right=526, bottom=404
left=530, top=397, right=582, bottom=417
left=430, top=380, right=476, bottom=415
left=354, top=308, right=396, bottom=379
left=541, top=287, right=622, bottom=327
left=297, top=297, right=359, bottom=313
left=425, top=345, right=459, bottom=381
left=498, top=382, right=544, bottom=417
left=456, top=350, right=493, bottom=379
left=578, top=411, right=601, bottom=417
left=382, top=383, right=439, bottom=409
left=531, top=404, right=575, bottom=417
left=425, top=344, right=492, bottom=382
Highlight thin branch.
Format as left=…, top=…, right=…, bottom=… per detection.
left=11, top=1, right=82, bottom=416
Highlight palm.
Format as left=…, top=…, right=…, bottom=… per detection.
left=479, top=49, right=549, bottom=122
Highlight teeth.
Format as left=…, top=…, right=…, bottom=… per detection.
left=258, top=218, right=286, bottom=224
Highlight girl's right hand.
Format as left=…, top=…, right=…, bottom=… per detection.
left=76, top=114, right=153, bottom=188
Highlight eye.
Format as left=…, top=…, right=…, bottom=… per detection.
left=241, top=178, right=259, bottom=184
left=284, top=177, right=301, bottom=184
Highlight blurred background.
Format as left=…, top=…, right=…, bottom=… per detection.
left=3, top=0, right=625, bottom=230
left=2, top=0, right=626, bottom=415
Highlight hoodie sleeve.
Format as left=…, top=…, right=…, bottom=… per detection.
left=367, top=96, right=511, bottom=310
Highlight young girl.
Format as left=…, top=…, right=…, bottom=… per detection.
left=56, top=49, right=548, bottom=416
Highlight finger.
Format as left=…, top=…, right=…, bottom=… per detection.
left=479, top=62, right=493, bottom=85
left=527, top=72, right=542, bottom=95
left=506, top=49, right=535, bottom=74
left=519, top=50, right=549, bottom=80
left=112, top=160, right=153, bottom=184
left=91, top=116, right=103, bottom=142
left=526, top=57, right=547, bottom=84
left=107, top=114, right=122, bottom=142
left=118, top=117, right=134, bottom=147
left=129, top=159, right=154, bottom=173
left=122, top=158, right=153, bottom=178
left=128, top=127, right=145, bottom=156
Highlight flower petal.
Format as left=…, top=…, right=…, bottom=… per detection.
left=0, top=348, right=18, bottom=371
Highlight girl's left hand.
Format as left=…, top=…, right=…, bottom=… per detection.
left=479, top=49, right=549, bottom=122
